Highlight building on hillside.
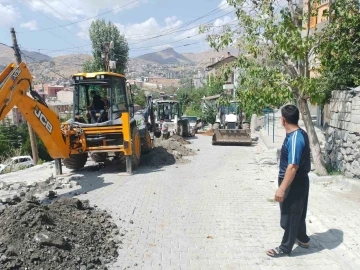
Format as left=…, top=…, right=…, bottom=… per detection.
left=205, top=52, right=240, bottom=98
left=56, top=90, right=73, bottom=103
left=1, top=107, right=24, bottom=126
left=47, top=85, right=64, bottom=97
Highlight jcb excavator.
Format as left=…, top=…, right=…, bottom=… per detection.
left=212, top=100, right=252, bottom=145
left=0, top=62, right=154, bottom=174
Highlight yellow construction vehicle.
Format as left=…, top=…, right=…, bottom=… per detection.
left=0, top=62, right=153, bottom=174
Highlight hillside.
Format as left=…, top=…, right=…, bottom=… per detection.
left=182, top=47, right=239, bottom=67
left=135, top=47, right=192, bottom=65
left=0, top=44, right=52, bottom=65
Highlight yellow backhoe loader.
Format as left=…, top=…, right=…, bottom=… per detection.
left=0, top=62, right=153, bottom=174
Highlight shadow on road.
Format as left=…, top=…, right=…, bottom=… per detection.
left=185, top=136, right=198, bottom=141
left=291, top=229, right=344, bottom=257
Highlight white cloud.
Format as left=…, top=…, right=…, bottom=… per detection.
left=28, top=0, right=147, bottom=22
left=218, top=0, right=230, bottom=10
left=20, top=20, right=39, bottom=31
left=0, top=4, right=19, bottom=26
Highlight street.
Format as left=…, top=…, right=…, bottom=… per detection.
left=61, top=134, right=360, bottom=270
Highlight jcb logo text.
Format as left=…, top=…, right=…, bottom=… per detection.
left=34, top=106, right=53, bottom=134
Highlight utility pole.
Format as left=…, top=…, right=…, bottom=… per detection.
left=10, top=27, right=39, bottom=165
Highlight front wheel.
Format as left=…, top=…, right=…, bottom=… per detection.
left=130, top=125, right=141, bottom=169
left=63, top=153, right=88, bottom=170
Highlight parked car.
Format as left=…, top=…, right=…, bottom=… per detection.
left=0, top=156, right=35, bottom=174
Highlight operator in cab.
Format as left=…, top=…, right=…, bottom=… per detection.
left=88, top=90, right=106, bottom=123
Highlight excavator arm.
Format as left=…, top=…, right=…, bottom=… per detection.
left=0, top=62, right=69, bottom=159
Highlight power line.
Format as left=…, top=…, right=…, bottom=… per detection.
left=20, top=10, right=236, bottom=55
left=16, top=0, right=140, bottom=33
left=128, top=6, right=233, bottom=45
left=19, top=50, right=69, bottom=80
left=18, top=0, right=87, bottom=45
left=38, top=0, right=90, bottom=42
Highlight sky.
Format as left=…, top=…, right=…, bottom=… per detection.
left=0, top=0, right=237, bottom=58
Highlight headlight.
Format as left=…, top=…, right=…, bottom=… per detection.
left=101, top=75, right=105, bottom=79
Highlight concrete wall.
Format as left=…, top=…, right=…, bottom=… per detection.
left=324, top=90, right=360, bottom=178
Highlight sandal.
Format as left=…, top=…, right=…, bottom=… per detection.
left=266, top=247, right=289, bottom=257
left=297, top=239, right=309, bottom=248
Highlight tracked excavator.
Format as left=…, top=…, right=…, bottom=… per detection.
left=212, top=100, right=252, bottom=145
left=0, top=62, right=154, bottom=174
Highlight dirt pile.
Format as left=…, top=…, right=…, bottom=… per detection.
left=0, top=197, right=120, bottom=270
left=140, top=136, right=196, bottom=167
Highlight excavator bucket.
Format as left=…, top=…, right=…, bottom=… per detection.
left=212, top=128, right=252, bottom=145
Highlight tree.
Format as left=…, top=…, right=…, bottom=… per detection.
left=316, top=0, right=360, bottom=90
left=83, top=20, right=129, bottom=74
left=203, top=0, right=331, bottom=175
left=134, top=89, right=147, bottom=107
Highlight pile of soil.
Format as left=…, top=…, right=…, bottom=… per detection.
left=201, top=129, right=214, bottom=136
left=140, top=136, right=196, bottom=167
left=0, top=197, right=120, bottom=270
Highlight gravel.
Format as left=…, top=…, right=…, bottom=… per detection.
left=0, top=197, right=120, bottom=270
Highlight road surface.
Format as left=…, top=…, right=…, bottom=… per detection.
left=62, top=134, right=360, bottom=270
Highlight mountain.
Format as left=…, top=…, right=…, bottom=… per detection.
left=135, top=47, right=192, bottom=65
left=0, top=44, right=53, bottom=65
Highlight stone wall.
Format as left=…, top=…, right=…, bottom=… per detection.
left=325, top=90, right=360, bottom=178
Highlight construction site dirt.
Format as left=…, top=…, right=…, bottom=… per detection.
left=0, top=197, right=121, bottom=270
left=0, top=136, right=196, bottom=270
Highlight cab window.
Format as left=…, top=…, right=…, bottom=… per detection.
left=112, top=77, right=127, bottom=113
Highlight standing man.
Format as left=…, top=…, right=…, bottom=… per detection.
left=267, top=104, right=311, bottom=257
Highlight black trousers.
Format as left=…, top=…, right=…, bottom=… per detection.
left=278, top=176, right=310, bottom=254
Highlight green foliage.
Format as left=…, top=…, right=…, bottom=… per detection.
left=177, top=75, right=225, bottom=123
left=316, top=0, right=360, bottom=90
left=83, top=19, right=129, bottom=74
left=235, top=58, right=293, bottom=116
left=0, top=122, right=52, bottom=163
left=134, top=89, right=147, bottom=107
left=203, top=0, right=335, bottom=112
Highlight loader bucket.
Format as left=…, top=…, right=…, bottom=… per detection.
left=212, top=128, right=252, bottom=145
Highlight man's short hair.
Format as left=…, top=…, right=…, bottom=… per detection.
left=90, top=90, right=96, bottom=95
left=281, top=104, right=299, bottom=125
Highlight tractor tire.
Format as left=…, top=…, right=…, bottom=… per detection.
left=90, top=152, right=107, bottom=162
left=119, top=126, right=141, bottom=169
left=131, top=126, right=141, bottom=168
left=178, top=123, right=184, bottom=137
left=141, top=129, right=152, bottom=154
left=154, top=131, right=161, bottom=138
left=182, top=120, right=190, bottom=137
left=63, top=153, right=88, bottom=170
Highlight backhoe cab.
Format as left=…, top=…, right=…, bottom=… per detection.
left=153, top=99, right=191, bottom=138
left=0, top=62, right=153, bottom=174
left=212, top=100, right=252, bottom=145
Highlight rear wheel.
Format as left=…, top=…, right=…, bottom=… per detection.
left=141, top=129, right=152, bottom=154
left=63, top=153, right=88, bottom=170
left=178, top=124, right=184, bottom=137
left=120, top=125, right=141, bottom=169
